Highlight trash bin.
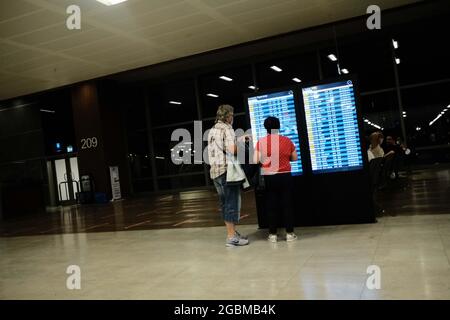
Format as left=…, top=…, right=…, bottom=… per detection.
left=78, top=175, right=95, bottom=204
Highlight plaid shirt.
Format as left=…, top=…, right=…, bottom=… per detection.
left=207, top=121, right=236, bottom=179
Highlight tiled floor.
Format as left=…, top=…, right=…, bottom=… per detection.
left=2, top=165, right=450, bottom=299
left=1, top=213, right=450, bottom=300
left=3, top=165, right=450, bottom=238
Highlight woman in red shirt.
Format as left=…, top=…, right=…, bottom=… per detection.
left=254, top=116, right=298, bottom=243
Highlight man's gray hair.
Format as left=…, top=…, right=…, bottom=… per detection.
left=215, top=104, right=234, bottom=123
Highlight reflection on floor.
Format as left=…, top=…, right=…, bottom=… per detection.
left=0, top=189, right=258, bottom=237
left=1, top=214, right=450, bottom=299
left=378, top=165, right=450, bottom=215
left=2, top=165, right=450, bottom=237
left=1, top=165, right=450, bottom=299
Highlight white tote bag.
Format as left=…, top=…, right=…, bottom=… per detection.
left=226, top=155, right=250, bottom=188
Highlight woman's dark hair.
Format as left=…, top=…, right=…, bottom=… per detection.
left=264, top=116, right=280, bottom=133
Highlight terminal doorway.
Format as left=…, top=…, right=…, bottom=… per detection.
left=48, top=156, right=80, bottom=205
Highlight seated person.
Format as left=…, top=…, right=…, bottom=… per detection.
left=384, top=136, right=404, bottom=155
left=368, top=131, right=394, bottom=162
left=385, top=135, right=411, bottom=178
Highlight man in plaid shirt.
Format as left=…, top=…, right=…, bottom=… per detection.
left=207, top=104, right=249, bottom=247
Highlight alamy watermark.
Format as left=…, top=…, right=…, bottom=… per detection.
left=66, top=5, right=81, bottom=30
left=170, top=121, right=283, bottom=171
left=366, top=5, right=381, bottom=30
left=366, top=265, right=381, bottom=290
left=66, top=265, right=81, bottom=290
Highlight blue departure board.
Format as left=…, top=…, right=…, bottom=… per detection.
left=302, top=80, right=363, bottom=174
left=247, top=90, right=303, bottom=175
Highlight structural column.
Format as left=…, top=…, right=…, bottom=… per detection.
left=71, top=81, right=131, bottom=199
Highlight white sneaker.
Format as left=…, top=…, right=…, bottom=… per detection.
left=268, top=234, right=277, bottom=243
left=286, top=233, right=297, bottom=242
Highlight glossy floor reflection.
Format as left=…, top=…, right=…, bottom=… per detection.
left=1, top=213, right=450, bottom=300
left=3, top=165, right=450, bottom=237
left=0, top=189, right=258, bottom=237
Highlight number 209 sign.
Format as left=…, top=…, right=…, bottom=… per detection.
left=81, top=137, right=98, bottom=150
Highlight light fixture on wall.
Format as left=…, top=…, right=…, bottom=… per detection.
left=95, top=0, right=128, bottom=6
left=248, top=85, right=256, bottom=90
left=207, top=93, right=219, bottom=98
left=292, top=78, right=302, bottom=83
left=341, top=69, right=349, bottom=74
left=169, top=101, right=182, bottom=105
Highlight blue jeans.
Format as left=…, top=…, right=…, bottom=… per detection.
left=213, top=173, right=241, bottom=223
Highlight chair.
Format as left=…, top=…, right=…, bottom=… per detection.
left=380, top=153, right=395, bottom=189
left=369, top=157, right=383, bottom=189
left=369, top=157, right=384, bottom=216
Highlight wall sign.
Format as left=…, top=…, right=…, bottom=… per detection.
left=109, top=166, right=121, bottom=201
left=81, top=137, right=98, bottom=149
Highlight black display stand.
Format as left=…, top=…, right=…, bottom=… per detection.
left=246, top=76, right=376, bottom=228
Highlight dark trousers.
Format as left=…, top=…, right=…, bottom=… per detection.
left=264, top=173, right=295, bottom=234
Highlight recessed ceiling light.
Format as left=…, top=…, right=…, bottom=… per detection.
left=219, top=76, right=233, bottom=81
left=95, top=0, right=128, bottom=5
left=169, top=101, right=182, bottom=105
left=395, top=58, right=401, bottom=65
left=248, top=85, right=256, bottom=90
left=207, top=93, right=219, bottom=98
left=392, top=39, right=399, bottom=49
left=341, top=69, right=349, bottom=74
left=270, top=65, right=282, bottom=72
left=328, top=54, right=337, bottom=61
left=40, top=109, right=55, bottom=113
left=292, top=78, right=302, bottom=83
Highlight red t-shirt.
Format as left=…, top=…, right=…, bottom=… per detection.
left=256, top=134, right=296, bottom=174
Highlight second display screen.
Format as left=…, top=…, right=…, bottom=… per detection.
left=302, top=80, right=364, bottom=174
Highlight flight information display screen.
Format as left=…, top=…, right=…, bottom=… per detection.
left=302, top=80, right=363, bottom=174
left=247, top=90, right=303, bottom=175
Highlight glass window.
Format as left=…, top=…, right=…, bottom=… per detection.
left=401, top=82, right=450, bottom=147
left=153, top=123, right=204, bottom=177
left=319, top=35, right=395, bottom=92
left=123, top=87, right=146, bottom=132
left=199, top=65, right=253, bottom=119
left=339, top=37, right=395, bottom=92
left=36, top=89, right=76, bottom=156
left=127, top=130, right=152, bottom=180
left=392, top=17, right=450, bottom=85
left=256, top=52, right=318, bottom=90
left=360, top=91, right=401, bottom=137
left=148, top=79, right=198, bottom=127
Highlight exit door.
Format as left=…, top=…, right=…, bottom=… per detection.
left=53, top=157, right=80, bottom=205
